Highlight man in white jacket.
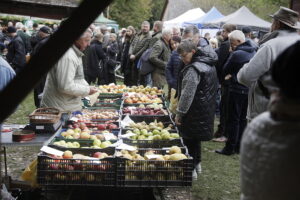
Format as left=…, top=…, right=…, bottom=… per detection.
left=41, top=29, right=98, bottom=112
left=237, top=7, right=300, bottom=121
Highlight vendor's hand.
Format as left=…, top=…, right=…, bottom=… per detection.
left=175, top=115, right=182, bottom=126
left=130, top=55, right=136, bottom=60
left=225, top=74, right=232, bottom=80
left=89, top=86, right=98, bottom=95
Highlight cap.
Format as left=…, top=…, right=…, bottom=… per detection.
left=39, top=26, right=51, bottom=34
left=7, top=26, right=16, bottom=33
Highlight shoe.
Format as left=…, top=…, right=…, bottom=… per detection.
left=192, top=169, right=198, bottom=180
left=196, top=163, right=202, bottom=174
left=212, top=136, right=227, bottom=142
left=215, top=148, right=235, bottom=156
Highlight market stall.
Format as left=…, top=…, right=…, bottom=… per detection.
left=1, top=84, right=193, bottom=199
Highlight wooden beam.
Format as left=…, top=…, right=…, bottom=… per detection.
left=0, top=1, right=76, bottom=19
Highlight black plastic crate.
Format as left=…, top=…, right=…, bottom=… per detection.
left=122, top=137, right=184, bottom=148
left=93, top=97, right=122, bottom=107
left=48, top=138, right=117, bottom=154
left=122, top=115, right=174, bottom=124
left=37, top=153, right=116, bottom=187
left=116, top=148, right=193, bottom=187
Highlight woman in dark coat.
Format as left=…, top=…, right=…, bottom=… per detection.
left=175, top=39, right=218, bottom=180
left=121, top=26, right=136, bottom=86
left=106, top=33, right=119, bottom=84
left=86, top=33, right=106, bottom=84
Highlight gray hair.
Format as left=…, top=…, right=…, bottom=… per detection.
left=15, top=22, right=24, bottom=29
left=141, top=21, right=150, bottom=27
left=177, top=38, right=198, bottom=54
left=162, top=28, right=172, bottom=37
left=110, top=33, right=117, bottom=38
left=80, top=28, right=93, bottom=38
left=183, top=25, right=199, bottom=36
left=93, top=32, right=103, bottom=42
left=228, top=30, right=245, bottom=42
left=154, top=21, right=163, bottom=31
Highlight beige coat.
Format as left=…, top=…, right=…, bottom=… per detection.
left=41, top=45, right=90, bottom=112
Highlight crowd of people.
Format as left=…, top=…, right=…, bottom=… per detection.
left=0, top=6, right=300, bottom=199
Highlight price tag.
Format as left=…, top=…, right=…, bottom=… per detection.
left=103, top=133, right=116, bottom=141
left=36, top=125, right=44, bottom=130
left=70, top=117, right=79, bottom=122
left=41, top=146, right=64, bottom=156
left=116, top=143, right=136, bottom=151
left=120, top=132, right=136, bottom=138
left=145, top=154, right=162, bottom=160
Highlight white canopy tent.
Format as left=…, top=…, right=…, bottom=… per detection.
left=164, top=8, right=205, bottom=28
left=205, top=6, right=271, bottom=30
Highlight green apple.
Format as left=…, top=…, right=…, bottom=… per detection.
left=153, top=135, right=162, bottom=140
left=141, top=129, right=148, bottom=135
left=73, top=142, right=80, bottom=148
left=170, top=133, right=180, bottom=139
left=147, top=136, right=154, bottom=140
left=66, top=135, right=74, bottom=139
left=152, top=129, right=160, bottom=135
left=93, top=139, right=102, bottom=147
left=161, top=132, right=171, bottom=140
left=59, top=140, right=66, bottom=146
left=133, top=128, right=140, bottom=135
left=100, top=141, right=111, bottom=148
left=138, top=135, right=146, bottom=140
left=74, top=128, right=81, bottom=133
left=161, top=129, right=170, bottom=135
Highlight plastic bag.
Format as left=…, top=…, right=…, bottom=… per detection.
left=0, top=184, right=16, bottom=200
left=169, top=88, right=178, bottom=114
left=21, top=159, right=39, bottom=188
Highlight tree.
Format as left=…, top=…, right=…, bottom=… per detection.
left=110, top=0, right=153, bottom=28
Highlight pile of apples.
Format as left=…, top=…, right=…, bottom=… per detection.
left=53, top=140, right=80, bottom=148
left=61, top=128, right=117, bottom=140
left=78, top=110, right=119, bottom=120
left=126, top=120, right=174, bottom=131
left=126, top=85, right=163, bottom=95
left=116, top=146, right=188, bottom=161
left=125, top=128, right=180, bottom=140
left=98, top=84, right=128, bottom=94
left=122, top=106, right=167, bottom=116
left=123, top=93, right=162, bottom=104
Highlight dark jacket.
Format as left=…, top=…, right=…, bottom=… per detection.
left=149, top=31, right=162, bottom=48
left=86, top=40, right=106, bottom=78
left=216, top=39, right=230, bottom=83
left=177, top=48, right=218, bottom=141
left=106, top=40, right=119, bottom=74
left=149, top=38, right=171, bottom=75
left=6, top=35, right=26, bottom=73
left=121, top=37, right=134, bottom=73
left=223, top=40, right=256, bottom=94
left=165, top=50, right=181, bottom=89
left=129, top=32, right=151, bottom=60
left=17, top=30, right=31, bottom=53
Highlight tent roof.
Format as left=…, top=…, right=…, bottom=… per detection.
left=162, top=0, right=194, bottom=21
left=164, top=8, right=205, bottom=27
left=183, top=7, right=224, bottom=28
left=94, top=13, right=117, bottom=24
left=205, top=6, right=271, bottom=29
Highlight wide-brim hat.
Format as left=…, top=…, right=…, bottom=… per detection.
left=270, top=6, right=300, bottom=29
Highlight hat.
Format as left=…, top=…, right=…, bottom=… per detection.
left=39, top=26, right=51, bottom=34
left=7, top=26, right=16, bottom=33
left=270, top=7, right=300, bottom=29
left=242, top=27, right=252, bottom=34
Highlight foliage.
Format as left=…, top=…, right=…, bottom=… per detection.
left=148, top=0, right=166, bottom=25
left=191, top=0, right=289, bottom=21
left=110, top=0, right=153, bottom=29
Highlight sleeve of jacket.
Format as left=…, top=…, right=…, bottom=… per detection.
left=165, top=52, right=175, bottom=88
left=237, top=44, right=272, bottom=87
left=149, top=42, right=166, bottom=70
left=108, top=42, right=119, bottom=57
left=135, top=38, right=151, bottom=59
left=223, top=52, right=236, bottom=75
left=96, top=44, right=106, bottom=60
left=149, top=37, right=159, bottom=48
left=12, top=40, right=26, bottom=67
left=176, top=67, right=200, bottom=116
left=55, top=56, right=90, bottom=97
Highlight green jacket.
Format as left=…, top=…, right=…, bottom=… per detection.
left=129, top=32, right=151, bottom=60
left=17, top=30, right=31, bottom=53
left=149, top=38, right=171, bottom=75
left=148, top=31, right=162, bottom=48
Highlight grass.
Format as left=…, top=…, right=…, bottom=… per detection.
left=4, top=92, right=241, bottom=200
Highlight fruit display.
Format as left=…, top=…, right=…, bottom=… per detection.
left=98, top=84, right=128, bottom=94
left=123, top=129, right=179, bottom=141
left=123, top=93, right=162, bottom=104
left=69, top=120, right=118, bottom=130
left=116, top=146, right=187, bottom=161
left=77, top=109, right=119, bottom=120
left=60, top=128, right=118, bottom=140
left=122, top=105, right=167, bottom=116
left=126, top=85, right=163, bottom=95
left=125, top=120, right=175, bottom=131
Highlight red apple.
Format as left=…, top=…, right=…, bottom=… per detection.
left=63, top=150, right=73, bottom=159
left=98, top=124, right=107, bottom=130
left=93, top=152, right=102, bottom=158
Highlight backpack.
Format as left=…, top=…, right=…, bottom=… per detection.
left=138, top=48, right=155, bottom=75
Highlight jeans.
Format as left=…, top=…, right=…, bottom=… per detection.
left=225, top=91, right=248, bottom=152
left=183, top=138, right=201, bottom=169
left=145, top=73, right=152, bottom=87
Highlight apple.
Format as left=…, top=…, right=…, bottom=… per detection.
left=97, top=124, right=106, bottom=130
left=66, top=129, right=75, bottom=135
left=93, top=139, right=102, bottom=147
left=90, top=135, right=97, bottom=140
left=63, top=150, right=73, bottom=159
left=73, top=133, right=80, bottom=139
left=80, top=132, right=90, bottom=139
left=100, top=141, right=111, bottom=148
left=108, top=124, right=118, bottom=129
left=73, top=142, right=80, bottom=148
